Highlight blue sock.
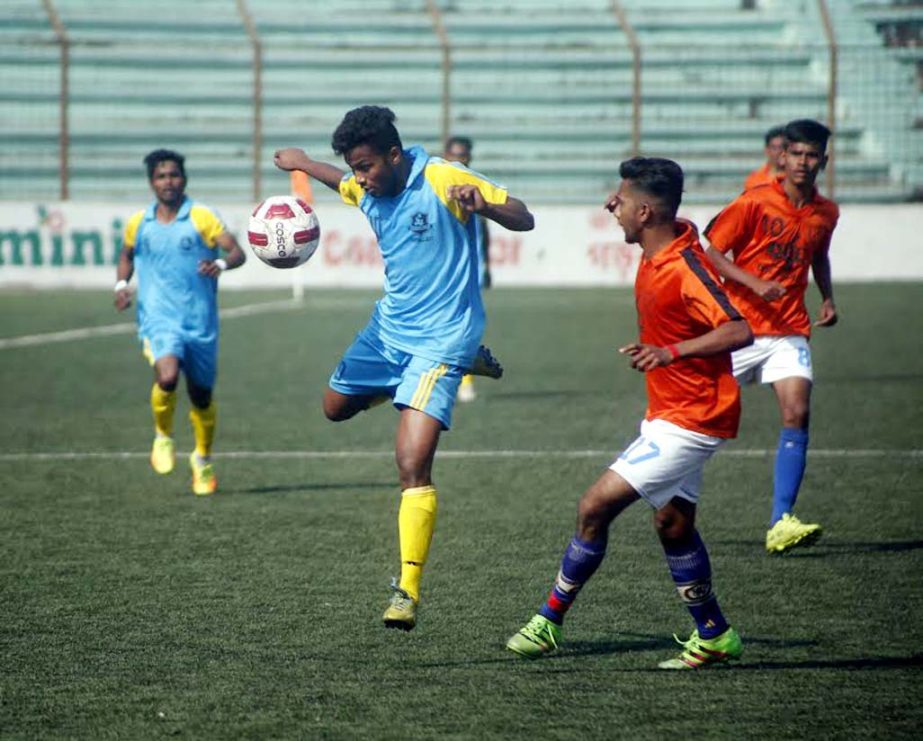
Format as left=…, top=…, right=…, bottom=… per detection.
left=539, top=535, right=607, bottom=625
left=664, top=531, right=728, bottom=640
left=772, top=427, right=809, bottom=525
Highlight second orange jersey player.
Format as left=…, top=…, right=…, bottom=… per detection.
left=704, top=118, right=839, bottom=555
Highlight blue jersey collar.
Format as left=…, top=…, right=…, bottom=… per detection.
left=403, top=145, right=429, bottom=190
left=144, top=195, right=192, bottom=221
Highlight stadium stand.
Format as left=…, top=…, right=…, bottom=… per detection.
left=0, top=0, right=920, bottom=203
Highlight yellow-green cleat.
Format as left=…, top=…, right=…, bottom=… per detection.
left=382, top=584, right=417, bottom=631
left=658, top=627, right=743, bottom=670
left=766, top=513, right=822, bottom=554
left=150, top=436, right=175, bottom=475
left=189, top=452, right=217, bottom=496
left=506, top=614, right=562, bottom=658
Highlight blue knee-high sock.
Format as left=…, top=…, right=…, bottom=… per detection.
left=772, top=427, right=809, bottom=525
left=664, top=530, right=728, bottom=640
left=539, top=535, right=607, bottom=625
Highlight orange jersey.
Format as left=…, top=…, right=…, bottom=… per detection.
left=743, top=163, right=779, bottom=191
left=635, top=221, right=744, bottom=439
left=704, top=178, right=839, bottom=337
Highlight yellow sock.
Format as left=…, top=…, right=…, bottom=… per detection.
left=189, top=401, right=217, bottom=458
left=150, top=383, right=176, bottom=437
left=398, top=485, right=438, bottom=602
left=460, top=374, right=474, bottom=388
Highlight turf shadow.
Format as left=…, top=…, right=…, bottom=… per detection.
left=728, top=654, right=923, bottom=671
left=773, top=539, right=923, bottom=558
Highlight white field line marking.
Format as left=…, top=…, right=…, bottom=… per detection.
left=0, top=299, right=302, bottom=350
left=0, top=449, right=920, bottom=463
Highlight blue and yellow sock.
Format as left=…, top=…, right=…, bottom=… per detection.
left=664, top=530, right=728, bottom=640
left=398, top=485, right=438, bottom=602
left=151, top=383, right=176, bottom=437
left=539, top=535, right=607, bottom=625
left=772, top=427, right=809, bottom=525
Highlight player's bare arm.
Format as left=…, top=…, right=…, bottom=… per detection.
left=705, top=245, right=786, bottom=301
left=114, top=245, right=134, bottom=311
left=446, top=185, right=534, bottom=231
left=811, top=249, right=838, bottom=327
left=198, top=232, right=247, bottom=278
left=619, top=318, right=752, bottom=372
left=273, top=148, right=346, bottom=192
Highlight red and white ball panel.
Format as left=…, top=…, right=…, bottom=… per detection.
left=247, top=195, right=320, bottom=269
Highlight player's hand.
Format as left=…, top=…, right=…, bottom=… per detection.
left=814, top=298, right=838, bottom=327
left=619, top=343, right=672, bottom=372
left=114, top=288, right=132, bottom=311
left=198, top=260, right=223, bottom=278
left=753, top=278, right=786, bottom=301
left=273, top=148, right=310, bottom=172
left=446, top=184, right=487, bottom=213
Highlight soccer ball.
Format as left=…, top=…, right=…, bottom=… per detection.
left=247, top=195, right=320, bottom=268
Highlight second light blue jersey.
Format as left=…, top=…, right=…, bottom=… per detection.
left=123, top=196, right=226, bottom=345
left=339, top=145, right=508, bottom=367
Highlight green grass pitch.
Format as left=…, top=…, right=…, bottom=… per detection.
left=1, top=284, right=921, bottom=739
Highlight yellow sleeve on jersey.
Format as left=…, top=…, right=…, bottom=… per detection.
left=339, top=174, right=364, bottom=207
left=189, top=205, right=227, bottom=248
left=424, top=160, right=509, bottom=223
left=123, top=210, right=145, bottom=250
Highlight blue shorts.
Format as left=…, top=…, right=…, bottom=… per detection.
left=329, top=332, right=464, bottom=430
left=141, top=332, right=217, bottom=389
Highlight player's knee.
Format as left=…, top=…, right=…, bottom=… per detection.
left=576, top=494, right=611, bottom=537
left=188, top=386, right=212, bottom=409
left=654, top=508, right=694, bottom=545
left=781, top=403, right=810, bottom=429
left=396, top=459, right=430, bottom=491
left=156, top=372, right=179, bottom=392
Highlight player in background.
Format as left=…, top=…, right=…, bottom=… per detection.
left=704, top=119, right=838, bottom=554
left=506, top=157, right=752, bottom=669
left=115, top=149, right=246, bottom=495
left=443, top=135, right=491, bottom=403
left=273, top=106, right=534, bottom=630
left=744, top=125, right=786, bottom=191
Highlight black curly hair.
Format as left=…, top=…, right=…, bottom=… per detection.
left=331, top=106, right=403, bottom=156
left=143, top=149, right=186, bottom=180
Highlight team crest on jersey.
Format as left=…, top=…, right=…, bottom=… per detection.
left=180, top=235, right=196, bottom=251
left=409, top=212, right=433, bottom=241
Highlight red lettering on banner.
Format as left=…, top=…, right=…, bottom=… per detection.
left=488, top=235, right=522, bottom=266
left=321, top=229, right=383, bottom=268
left=586, top=241, right=638, bottom=281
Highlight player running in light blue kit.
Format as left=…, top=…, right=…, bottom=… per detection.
left=115, top=149, right=246, bottom=495
left=274, top=106, right=534, bottom=630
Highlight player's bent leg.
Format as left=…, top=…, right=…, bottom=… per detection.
left=507, top=471, right=638, bottom=658
left=149, top=355, right=181, bottom=475
left=322, top=388, right=385, bottom=422
left=186, top=382, right=218, bottom=496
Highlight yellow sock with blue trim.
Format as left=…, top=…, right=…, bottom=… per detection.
left=189, top=402, right=217, bottom=458
left=398, top=485, right=438, bottom=602
left=151, top=383, right=176, bottom=437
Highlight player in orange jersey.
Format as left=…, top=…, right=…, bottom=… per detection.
left=704, top=119, right=838, bottom=554
left=743, top=125, right=786, bottom=191
left=506, top=157, right=753, bottom=669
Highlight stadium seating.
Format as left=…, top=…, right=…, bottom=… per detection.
left=0, top=0, right=919, bottom=203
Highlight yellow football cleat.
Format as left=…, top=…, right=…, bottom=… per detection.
left=383, top=585, right=417, bottom=631
left=150, top=436, right=175, bottom=475
left=189, top=452, right=217, bottom=496
left=658, top=627, right=743, bottom=670
left=766, top=513, right=822, bottom=554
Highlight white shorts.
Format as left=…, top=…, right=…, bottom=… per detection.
left=732, top=335, right=813, bottom=385
left=610, top=419, right=725, bottom=509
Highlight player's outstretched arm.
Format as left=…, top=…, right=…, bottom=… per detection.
left=114, top=245, right=134, bottom=311
left=198, top=232, right=247, bottom=278
left=619, top=318, right=752, bottom=372
left=446, top=185, right=534, bottom=231
left=273, top=148, right=345, bottom=193
left=705, top=245, right=785, bottom=301
left=811, top=250, right=837, bottom=327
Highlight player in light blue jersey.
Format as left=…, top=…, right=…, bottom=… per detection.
left=274, top=106, right=534, bottom=631
left=115, top=149, right=246, bottom=495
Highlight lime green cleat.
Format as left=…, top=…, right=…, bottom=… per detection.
left=506, top=614, right=562, bottom=658
left=468, top=345, right=503, bottom=379
left=658, top=627, right=743, bottom=670
left=383, top=585, right=417, bottom=631
left=150, top=436, right=175, bottom=475
left=189, top=452, right=217, bottom=496
left=766, top=513, right=822, bottom=554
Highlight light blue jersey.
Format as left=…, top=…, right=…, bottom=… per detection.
left=339, top=145, right=508, bottom=368
left=124, top=196, right=226, bottom=346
